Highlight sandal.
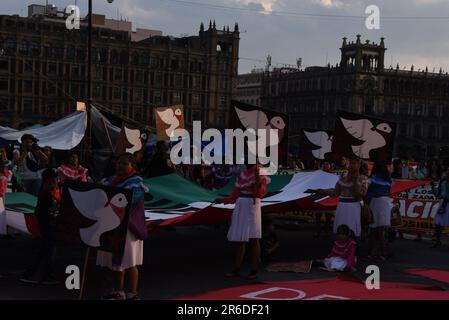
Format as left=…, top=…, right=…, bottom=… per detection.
left=432, top=241, right=442, bottom=248
left=246, top=270, right=258, bottom=280
left=225, top=268, right=240, bottom=278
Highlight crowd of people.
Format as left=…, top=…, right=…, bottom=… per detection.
left=1, top=133, right=449, bottom=299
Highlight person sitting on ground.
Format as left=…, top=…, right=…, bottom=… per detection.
left=322, top=224, right=357, bottom=272
left=57, top=152, right=88, bottom=186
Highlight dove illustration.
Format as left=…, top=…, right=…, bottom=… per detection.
left=235, top=107, right=286, bottom=156
left=69, top=188, right=129, bottom=247
left=340, top=117, right=392, bottom=159
left=304, top=130, right=333, bottom=160
left=124, top=127, right=143, bottom=154
left=157, top=107, right=183, bottom=138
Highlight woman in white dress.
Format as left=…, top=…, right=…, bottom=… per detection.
left=365, top=163, right=393, bottom=260
left=215, top=164, right=270, bottom=280
left=317, top=158, right=368, bottom=238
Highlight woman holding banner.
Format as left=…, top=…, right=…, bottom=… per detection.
left=97, top=153, right=149, bottom=300
left=432, top=170, right=449, bottom=248
left=317, top=158, right=368, bottom=238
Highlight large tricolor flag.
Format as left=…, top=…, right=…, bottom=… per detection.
left=5, top=172, right=429, bottom=235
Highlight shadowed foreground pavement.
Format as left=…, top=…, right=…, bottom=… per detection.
left=1, top=224, right=448, bottom=300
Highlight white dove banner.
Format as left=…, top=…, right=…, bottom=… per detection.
left=115, top=125, right=147, bottom=156
left=300, top=129, right=334, bottom=162
left=55, top=181, right=133, bottom=254
left=155, top=105, right=184, bottom=141
left=229, top=101, right=289, bottom=166
left=332, top=110, right=397, bottom=163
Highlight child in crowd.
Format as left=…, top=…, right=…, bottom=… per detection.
left=321, top=224, right=357, bottom=272
left=20, top=169, right=61, bottom=284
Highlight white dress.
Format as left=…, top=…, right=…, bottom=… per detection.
left=0, top=197, right=6, bottom=235
left=369, top=196, right=393, bottom=228
left=334, top=200, right=362, bottom=237
left=96, top=230, right=143, bottom=272
left=323, top=257, right=348, bottom=271
left=434, top=199, right=449, bottom=227
left=227, top=197, right=262, bottom=242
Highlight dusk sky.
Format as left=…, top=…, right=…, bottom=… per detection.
left=3, top=0, right=449, bottom=74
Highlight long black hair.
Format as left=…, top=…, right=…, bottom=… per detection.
left=372, top=162, right=391, bottom=181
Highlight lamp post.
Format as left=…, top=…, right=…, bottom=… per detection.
left=85, top=0, right=114, bottom=160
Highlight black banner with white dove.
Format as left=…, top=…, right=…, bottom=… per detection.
left=299, top=128, right=334, bottom=162
left=55, top=181, right=133, bottom=254
left=331, top=110, right=397, bottom=163
left=229, top=100, right=289, bottom=166
left=115, top=125, right=148, bottom=156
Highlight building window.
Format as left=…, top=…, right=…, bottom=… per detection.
left=192, top=94, right=200, bottom=106
left=154, top=91, right=161, bottom=104
left=95, top=67, right=103, bottom=80
left=217, top=114, right=225, bottom=126
left=113, top=87, right=121, bottom=99
left=399, top=123, right=407, bottom=136
left=48, top=63, right=57, bottom=75
left=115, top=68, right=122, bottom=81
left=5, top=38, right=16, bottom=53
left=428, top=125, right=436, bottom=139
left=24, top=100, right=32, bottom=113
left=442, top=126, right=449, bottom=139
left=43, top=44, right=53, bottom=58
left=0, top=98, right=8, bottom=111
left=399, top=104, right=408, bottom=115
left=19, top=40, right=29, bottom=55
left=0, top=80, right=8, bottom=91
left=111, top=50, right=119, bottom=64
left=173, top=92, right=181, bottom=104
left=24, top=80, right=33, bottom=93
left=0, top=60, right=8, bottom=71
left=192, top=110, right=201, bottom=121
left=219, top=95, right=227, bottom=107
left=414, top=124, right=421, bottom=138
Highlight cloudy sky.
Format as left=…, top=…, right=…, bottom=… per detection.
left=3, top=0, right=449, bottom=73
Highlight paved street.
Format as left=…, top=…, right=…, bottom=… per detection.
left=1, top=224, right=448, bottom=300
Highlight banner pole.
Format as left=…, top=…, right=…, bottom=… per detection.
left=78, top=247, right=90, bottom=300
left=101, top=118, right=114, bottom=153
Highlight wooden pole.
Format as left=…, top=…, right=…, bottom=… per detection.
left=101, top=117, right=114, bottom=153
left=78, top=247, right=90, bottom=300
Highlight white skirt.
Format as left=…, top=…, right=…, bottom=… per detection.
left=323, top=257, right=347, bottom=271
left=96, top=230, right=144, bottom=271
left=334, top=201, right=361, bottom=237
left=0, top=197, right=6, bottom=235
left=369, top=196, right=393, bottom=228
left=227, top=197, right=262, bottom=242
left=434, top=199, right=449, bottom=227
